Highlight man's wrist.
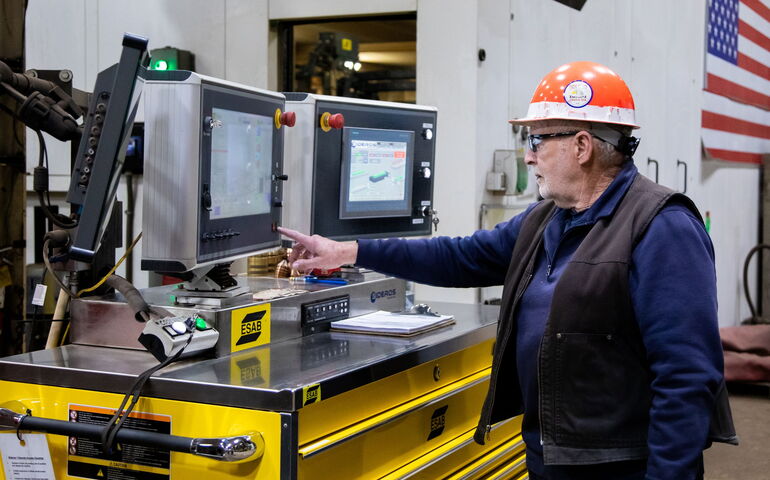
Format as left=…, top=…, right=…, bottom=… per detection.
left=341, top=241, right=359, bottom=265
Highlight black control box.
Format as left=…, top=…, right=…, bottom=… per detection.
left=301, top=295, right=350, bottom=334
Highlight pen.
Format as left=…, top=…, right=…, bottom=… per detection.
left=292, top=276, right=349, bottom=285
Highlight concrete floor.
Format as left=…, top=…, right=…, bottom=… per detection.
left=704, top=390, right=770, bottom=479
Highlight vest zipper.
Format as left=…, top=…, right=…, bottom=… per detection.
left=482, top=272, right=534, bottom=433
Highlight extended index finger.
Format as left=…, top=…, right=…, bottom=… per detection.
left=277, top=227, right=314, bottom=246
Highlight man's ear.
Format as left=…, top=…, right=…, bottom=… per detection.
left=574, top=131, right=594, bottom=166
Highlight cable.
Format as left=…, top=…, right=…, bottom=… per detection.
left=743, top=244, right=770, bottom=324
left=42, top=239, right=72, bottom=295
left=100, top=333, right=193, bottom=454
left=76, top=232, right=142, bottom=297
left=59, top=321, right=70, bottom=346
left=33, top=130, right=78, bottom=229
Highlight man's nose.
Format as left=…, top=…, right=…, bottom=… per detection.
left=524, top=149, right=536, bottom=165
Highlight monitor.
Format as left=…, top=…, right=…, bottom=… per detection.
left=339, top=127, right=414, bottom=219
left=282, top=94, right=437, bottom=240
left=66, top=33, right=149, bottom=262
left=140, top=72, right=286, bottom=274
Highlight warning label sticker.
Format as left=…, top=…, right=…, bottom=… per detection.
left=67, top=405, right=170, bottom=480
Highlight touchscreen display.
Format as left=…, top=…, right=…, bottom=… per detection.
left=210, top=107, right=273, bottom=219
left=340, top=127, right=414, bottom=219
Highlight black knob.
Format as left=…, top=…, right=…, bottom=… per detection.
left=202, top=184, right=212, bottom=211
left=274, top=201, right=283, bottom=208
left=273, top=174, right=288, bottom=181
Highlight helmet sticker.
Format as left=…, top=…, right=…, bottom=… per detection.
left=563, top=80, right=593, bottom=108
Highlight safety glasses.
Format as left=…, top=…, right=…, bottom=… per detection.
left=527, top=131, right=579, bottom=152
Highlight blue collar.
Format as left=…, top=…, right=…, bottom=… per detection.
left=558, top=161, right=639, bottom=230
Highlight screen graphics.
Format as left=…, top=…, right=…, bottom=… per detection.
left=339, top=127, right=414, bottom=219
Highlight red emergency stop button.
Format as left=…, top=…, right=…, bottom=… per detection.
left=328, top=113, right=344, bottom=129
left=320, top=112, right=345, bottom=132
left=279, top=111, right=296, bottom=127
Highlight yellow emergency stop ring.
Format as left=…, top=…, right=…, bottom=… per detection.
left=274, top=108, right=282, bottom=129
left=319, top=111, right=332, bottom=132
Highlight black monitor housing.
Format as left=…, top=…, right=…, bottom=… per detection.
left=66, top=33, right=149, bottom=262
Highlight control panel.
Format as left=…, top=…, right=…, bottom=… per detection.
left=301, top=295, right=350, bottom=334
left=138, top=314, right=219, bottom=362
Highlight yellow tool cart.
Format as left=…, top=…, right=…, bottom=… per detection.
left=0, top=302, right=525, bottom=479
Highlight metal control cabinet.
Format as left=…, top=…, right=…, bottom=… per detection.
left=0, top=303, right=526, bottom=479
left=282, top=93, right=438, bottom=240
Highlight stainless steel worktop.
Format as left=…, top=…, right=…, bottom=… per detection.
left=0, top=302, right=500, bottom=412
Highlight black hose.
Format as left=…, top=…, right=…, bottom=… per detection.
left=104, top=275, right=174, bottom=322
left=743, top=244, right=770, bottom=324
left=105, top=275, right=151, bottom=322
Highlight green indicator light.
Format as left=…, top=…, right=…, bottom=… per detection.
left=154, top=59, right=169, bottom=71
left=195, top=317, right=207, bottom=330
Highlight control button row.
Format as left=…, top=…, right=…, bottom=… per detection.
left=201, top=229, right=241, bottom=241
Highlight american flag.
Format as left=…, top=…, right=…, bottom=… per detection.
left=703, top=0, right=770, bottom=164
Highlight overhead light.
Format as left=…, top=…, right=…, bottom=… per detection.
left=343, top=60, right=355, bottom=70
left=353, top=62, right=362, bottom=71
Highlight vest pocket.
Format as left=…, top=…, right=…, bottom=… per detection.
left=552, top=332, right=649, bottom=447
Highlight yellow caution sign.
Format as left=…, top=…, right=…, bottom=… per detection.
left=231, top=304, right=271, bottom=353
left=341, top=38, right=353, bottom=51
left=303, top=384, right=321, bottom=406
left=97, top=469, right=104, bottom=477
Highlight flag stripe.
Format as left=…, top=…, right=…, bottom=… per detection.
left=705, top=73, right=770, bottom=108
left=703, top=127, right=770, bottom=153
left=705, top=147, right=763, bottom=163
left=739, top=19, right=770, bottom=51
left=704, top=90, right=770, bottom=125
left=741, top=0, right=770, bottom=40
left=739, top=33, right=770, bottom=67
left=707, top=52, right=770, bottom=98
left=737, top=52, right=770, bottom=81
left=743, top=0, right=770, bottom=24
left=702, top=110, right=770, bottom=138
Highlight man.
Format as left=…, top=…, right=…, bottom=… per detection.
left=279, top=61, right=737, bottom=480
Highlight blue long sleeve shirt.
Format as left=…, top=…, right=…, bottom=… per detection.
left=357, top=163, right=723, bottom=480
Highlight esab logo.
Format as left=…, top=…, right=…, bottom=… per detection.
left=231, top=304, right=271, bottom=353
left=370, top=289, right=397, bottom=303
left=303, top=384, right=321, bottom=406
left=237, top=311, right=265, bottom=345
left=427, top=405, right=448, bottom=441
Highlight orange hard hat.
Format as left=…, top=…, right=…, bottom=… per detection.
left=510, top=61, right=639, bottom=129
